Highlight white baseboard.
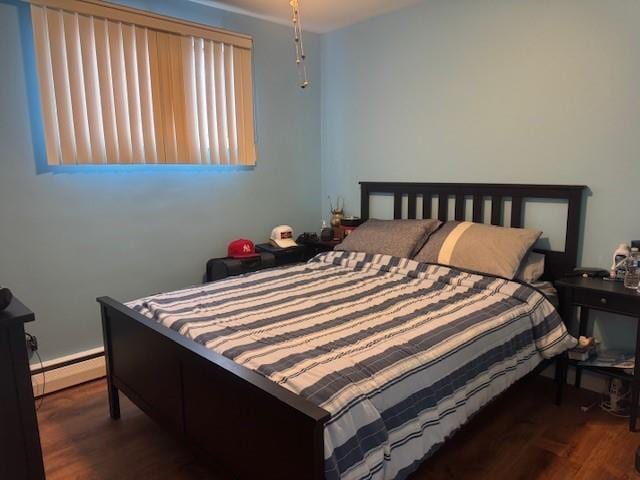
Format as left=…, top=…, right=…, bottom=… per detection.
left=31, top=347, right=106, bottom=397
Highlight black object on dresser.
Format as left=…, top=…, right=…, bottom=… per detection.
left=0, top=298, right=45, bottom=480
left=255, top=243, right=307, bottom=266
left=0, top=286, right=13, bottom=310
left=556, top=276, right=640, bottom=431
left=205, top=252, right=276, bottom=282
left=205, top=242, right=337, bottom=283
left=297, top=239, right=339, bottom=260
left=256, top=241, right=337, bottom=266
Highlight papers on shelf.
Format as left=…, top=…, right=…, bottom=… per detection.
left=579, top=350, right=635, bottom=374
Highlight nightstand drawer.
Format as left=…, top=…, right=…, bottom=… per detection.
left=573, top=288, right=639, bottom=314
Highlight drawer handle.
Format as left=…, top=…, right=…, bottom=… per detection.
left=600, top=297, right=608, bottom=305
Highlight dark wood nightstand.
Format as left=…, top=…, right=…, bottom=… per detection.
left=256, top=241, right=339, bottom=265
left=205, top=241, right=337, bottom=283
left=205, top=253, right=276, bottom=282
left=255, top=243, right=307, bottom=266
left=555, top=276, right=640, bottom=431
left=299, top=239, right=339, bottom=259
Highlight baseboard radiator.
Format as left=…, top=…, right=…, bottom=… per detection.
left=31, top=348, right=106, bottom=397
left=31, top=349, right=607, bottom=398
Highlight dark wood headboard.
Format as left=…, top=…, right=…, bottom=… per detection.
left=360, top=182, right=586, bottom=281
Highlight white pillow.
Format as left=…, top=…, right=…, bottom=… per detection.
left=516, top=252, right=545, bottom=283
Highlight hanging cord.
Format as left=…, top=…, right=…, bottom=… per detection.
left=600, top=388, right=631, bottom=418
left=26, top=333, right=46, bottom=410
left=34, top=348, right=46, bottom=411
left=290, top=0, right=309, bottom=88
left=580, top=379, right=631, bottom=418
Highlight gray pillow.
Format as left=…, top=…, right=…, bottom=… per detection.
left=335, top=219, right=442, bottom=259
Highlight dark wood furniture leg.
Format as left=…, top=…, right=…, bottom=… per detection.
left=101, top=304, right=120, bottom=420
left=630, top=316, right=640, bottom=432
left=574, top=306, right=589, bottom=389
left=555, top=285, right=575, bottom=405
left=554, top=354, right=567, bottom=405
left=106, top=379, right=121, bottom=420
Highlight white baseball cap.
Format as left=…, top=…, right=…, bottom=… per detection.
left=270, top=225, right=297, bottom=248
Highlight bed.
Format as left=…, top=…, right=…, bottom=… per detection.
left=98, top=182, right=586, bottom=480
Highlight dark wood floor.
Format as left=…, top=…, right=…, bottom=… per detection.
left=37, top=377, right=639, bottom=479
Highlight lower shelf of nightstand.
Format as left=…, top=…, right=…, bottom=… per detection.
left=568, top=360, right=634, bottom=382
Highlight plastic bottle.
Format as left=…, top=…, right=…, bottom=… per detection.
left=624, top=248, right=640, bottom=289
left=612, top=243, right=631, bottom=280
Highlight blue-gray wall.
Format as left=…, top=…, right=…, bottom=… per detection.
left=3, top=0, right=639, bottom=362
left=0, top=0, right=321, bottom=361
left=321, top=0, right=640, bottom=349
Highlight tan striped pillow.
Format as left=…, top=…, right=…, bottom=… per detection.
left=413, top=221, right=541, bottom=279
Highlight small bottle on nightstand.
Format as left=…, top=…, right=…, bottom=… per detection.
left=624, top=248, right=640, bottom=289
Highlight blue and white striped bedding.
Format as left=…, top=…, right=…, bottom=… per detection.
left=128, top=251, right=576, bottom=480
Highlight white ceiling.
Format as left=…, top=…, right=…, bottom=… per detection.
left=189, top=0, right=424, bottom=33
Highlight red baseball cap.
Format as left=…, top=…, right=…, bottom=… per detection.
left=227, top=239, right=260, bottom=259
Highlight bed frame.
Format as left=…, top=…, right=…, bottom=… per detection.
left=98, top=181, right=586, bottom=480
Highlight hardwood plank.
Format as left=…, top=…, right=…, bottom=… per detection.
left=38, top=381, right=217, bottom=480
left=36, top=377, right=639, bottom=480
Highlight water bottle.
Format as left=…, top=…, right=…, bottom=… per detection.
left=624, top=248, right=640, bottom=289
left=612, top=243, right=631, bottom=280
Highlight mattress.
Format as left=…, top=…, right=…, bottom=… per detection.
left=128, top=251, right=575, bottom=480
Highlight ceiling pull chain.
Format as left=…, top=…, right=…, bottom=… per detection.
left=290, top=0, right=309, bottom=89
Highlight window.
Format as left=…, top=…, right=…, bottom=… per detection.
left=30, top=0, right=257, bottom=166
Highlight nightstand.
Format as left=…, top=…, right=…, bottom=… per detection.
left=255, top=243, right=307, bottom=266
left=556, top=276, right=640, bottom=431
left=299, top=239, right=339, bottom=259
left=255, top=241, right=338, bottom=266
left=205, top=253, right=276, bottom=282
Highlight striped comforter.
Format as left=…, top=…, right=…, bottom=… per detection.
left=128, top=251, right=575, bottom=480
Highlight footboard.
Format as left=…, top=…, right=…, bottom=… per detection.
left=98, top=297, right=330, bottom=480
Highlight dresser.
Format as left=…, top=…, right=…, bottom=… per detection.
left=0, top=298, right=45, bottom=480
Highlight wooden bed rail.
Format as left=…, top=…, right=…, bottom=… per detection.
left=98, top=296, right=329, bottom=480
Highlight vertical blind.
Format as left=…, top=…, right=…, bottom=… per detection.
left=31, top=0, right=257, bottom=165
